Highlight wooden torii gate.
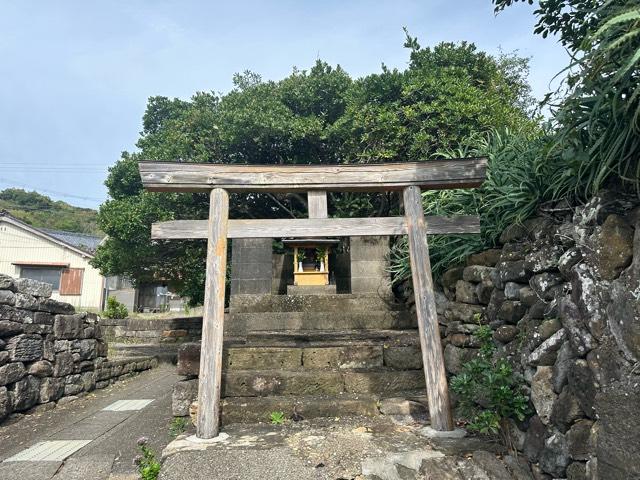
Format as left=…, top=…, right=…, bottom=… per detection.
left=139, top=159, right=487, bottom=439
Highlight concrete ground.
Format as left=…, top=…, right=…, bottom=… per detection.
left=0, top=364, right=178, bottom=480
left=159, top=416, right=522, bottom=480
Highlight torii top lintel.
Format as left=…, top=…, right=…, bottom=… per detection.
left=138, top=158, right=487, bottom=193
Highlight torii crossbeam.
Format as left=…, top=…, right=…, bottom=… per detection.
left=139, top=159, right=488, bottom=438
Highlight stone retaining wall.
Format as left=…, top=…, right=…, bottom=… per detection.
left=0, top=275, right=156, bottom=424
left=397, top=193, right=640, bottom=480
left=101, top=317, right=203, bottom=344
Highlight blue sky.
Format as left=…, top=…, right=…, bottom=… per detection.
left=0, top=1, right=567, bottom=209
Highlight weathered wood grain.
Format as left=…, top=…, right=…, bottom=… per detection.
left=403, top=185, right=454, bottom=431
left=150, top=215, right=480, bottom=239
left=307, top=190, right=328, bottom=219
left=138, top=159, right=487, bottom=192
left=196, top=188, right=229, bottom=439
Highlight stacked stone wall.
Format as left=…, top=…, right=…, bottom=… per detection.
left=0, top=275, right=156, bottom=424
left=101, top=316, right=203, bottom=344
left=397, top=193, right=640, bottom=480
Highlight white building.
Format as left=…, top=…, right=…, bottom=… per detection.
left=0, top=211, right=105, bottom=309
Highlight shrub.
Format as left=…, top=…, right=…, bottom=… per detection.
left=450, top=325, right=529, bottom=447
left=103, top=296, right=128, bottom=319
left=134, top=437, right=161, bottom=480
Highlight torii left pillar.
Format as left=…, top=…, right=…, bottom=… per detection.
left=196, top=188, right=229, bottom=439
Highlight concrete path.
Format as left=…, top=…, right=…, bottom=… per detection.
left=0, top=364, right=177, bottom=480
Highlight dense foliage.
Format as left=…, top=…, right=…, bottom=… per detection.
left=93, top=40, right=536, bottom=304
left=389, top=127, right=560, bottom=282
left=451, top=324, right=529, bottom=439
left=0, top=188, right=100, bottom=235
left=392, top=0, right=640, bottom=282
left=494, top=0, right=640, bottom=195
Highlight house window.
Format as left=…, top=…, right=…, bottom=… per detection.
left=20, top=267, right=62, bottom=290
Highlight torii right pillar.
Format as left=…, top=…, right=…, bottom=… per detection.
left=403, top=185, right=454, bottom=431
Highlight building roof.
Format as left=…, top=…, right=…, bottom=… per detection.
left=0, top=210, right=103, bottom=257
left=41, top=229, right=102, bottom=254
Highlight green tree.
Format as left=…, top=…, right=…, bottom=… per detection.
left=494, top=0, right=640, bottom=195
left=92, top=41, right=536, bottom=305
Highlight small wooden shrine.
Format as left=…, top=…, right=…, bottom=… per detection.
left=282, top=238, right=339, bottom=286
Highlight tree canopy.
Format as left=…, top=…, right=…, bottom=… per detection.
left=92, top=39, right=538, bottom=305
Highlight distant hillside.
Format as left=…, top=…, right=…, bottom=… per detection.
left=0, top=188, right=101, bottom=235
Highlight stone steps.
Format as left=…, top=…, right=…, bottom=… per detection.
left=219, top=391, right=428, bottom=425
left=226, top=310, right=416, bottom=334
left=230, top=293, right=405, bottom=313
left=176, top=330, right=423, bottom=376
left=222, top=369, right=426, bottom=397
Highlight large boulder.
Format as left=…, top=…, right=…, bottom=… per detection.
left=14, top=278, right=52, bottom=298
left=586, top=214, right=634, bottom=280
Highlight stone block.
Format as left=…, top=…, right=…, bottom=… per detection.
left=0, top=362, right=25, bottom=386
left=551, top=386, right=584, bottom=433
left=444, top=344, right=478, bottom=375
left=586, top=214, right=633, bottom=280
left=523, top=415, right=547, bottom=463
left=0, top=290, right=15, bottom=306
left=54, top=314, right=85, bottom=339
left=475, top=279, right=494, bottom=305
left=343, top=370, right=424, bottom=394
left=0, top=386, right=11, bottom=422
left=39, top=377, right=64, bottom=403
left=223, top=370, right=344, bottom=397
left=177, top=343, right=201, bottom=377
left=226, top=347, right=302, bottom=370
left=15, top=278, right=52, bottom=298
left=14, top=293, right=38, bottom=310
left=528, top=329, right=566, bottom=366
left=567, top=419, right=594, bottom=461
left=172, top=379, right=198, bottom=416
left=493, top=325, right=518, bottom=344
left=6, top=334, right=43, bottom=362
left=442, top=267, right=464, bottom=290
left=444, top=303, right=485, bottom=324
left=466, top=249, right=502, bottom=267
left=303, top=346, right=382, bottom=370
left=496, top=260, right=533, bottom=284
left=28, top=360, right=53, bottom=377
left=463, top=265, right=495, bottom=283
left=54, top=352, right=74, bottom=377
left=531, top=366, right=556, bottom=425
left=496, top=301, right=527, bottom=324
left=38, top=298, right=75, bottom=314
left=384, top=346, right=423, bottom=370
left=0, top=320, right=23, bottom=337
left=455, top=280, right=478, bottom=304
left=0, top=305, right=34, bottom=323
left=10, top=375, right=40, bottom=411
left=0, top=274, right=16, bottom=291
left=567, top=359, right=596, bottom=419
left=539, top=431, right=570, bottom=477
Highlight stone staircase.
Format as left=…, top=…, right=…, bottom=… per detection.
left=172, top=293, right=428, bottom=424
